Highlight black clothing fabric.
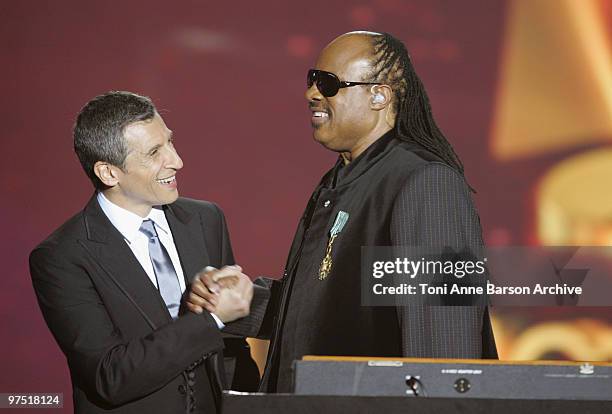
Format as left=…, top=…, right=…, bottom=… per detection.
left=226, top=131, right=497, bottom=393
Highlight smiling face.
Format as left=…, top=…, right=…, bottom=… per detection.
left=102, top=113, right=183, bottom=217
left=306, top=33, right=392, bottom=160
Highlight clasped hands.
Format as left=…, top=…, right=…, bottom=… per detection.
left=186, top=265, right=253, bottom=323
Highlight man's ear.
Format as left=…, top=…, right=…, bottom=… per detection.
left=369, top=85, right=393, bottom=110
left=93, top=161, right=121, bottom=187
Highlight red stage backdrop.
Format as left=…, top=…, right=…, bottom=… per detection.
left=2, top=1, right=611, bottom=411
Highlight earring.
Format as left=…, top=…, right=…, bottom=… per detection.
left=372, top=93, right=385, bottom=104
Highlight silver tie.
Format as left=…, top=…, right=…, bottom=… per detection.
left=139, top=219, right=182, bottom=319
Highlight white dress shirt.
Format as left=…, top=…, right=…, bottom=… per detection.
left=97, top=192, right=223, bottom=328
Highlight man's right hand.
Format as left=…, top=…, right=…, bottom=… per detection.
left=186, top=265, right=253, bottom=323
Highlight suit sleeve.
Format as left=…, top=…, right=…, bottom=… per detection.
left=222, top=277, right=281, bottom=338
left=208, top=204, right=280, bottom=339
left=29, top=245, right=224, bottom=407
left=390, top=162, right=497, bottom=358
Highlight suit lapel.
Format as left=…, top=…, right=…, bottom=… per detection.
left=81, top=195, right=172, bottom=327
left=164, top=202, right=211, bottom=285
left=80, top=196, right=212, bottom=327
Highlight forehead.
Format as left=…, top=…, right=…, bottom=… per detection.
left=315, top=35, right=374, bottom=80
left=123, top=113, right=170, bottom=151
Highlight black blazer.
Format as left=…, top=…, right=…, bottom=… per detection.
left=29, top=195, right=235, bottom=414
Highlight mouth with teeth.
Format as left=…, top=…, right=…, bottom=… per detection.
left=311, top=109, right=330, bottom=127
left=155, top=175, right=177, bottom=189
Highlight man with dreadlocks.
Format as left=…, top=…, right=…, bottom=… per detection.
left=187, top=31, right=497, bottom=393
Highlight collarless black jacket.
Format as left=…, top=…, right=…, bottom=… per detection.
left=226, top=132, right=497, bottom=393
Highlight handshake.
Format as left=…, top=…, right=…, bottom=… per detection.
left=186, top=265, right=254, bottom=323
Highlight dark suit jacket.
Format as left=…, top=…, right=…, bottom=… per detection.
left=29, top=195, right=235, bottom=414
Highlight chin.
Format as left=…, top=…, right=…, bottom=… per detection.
left=158, top=192, right=179, bottom=206
left=168, top=192, right=180, bottom=203
left=313, top=132, right=343, bottom=153
left=313, top=129, right=331, bottom=146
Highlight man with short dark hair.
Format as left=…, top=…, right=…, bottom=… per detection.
left=30, top=91, right=253, bottom=413
left=189, top=31, right=497, bottom=393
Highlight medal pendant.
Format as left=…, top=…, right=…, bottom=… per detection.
left=318, top=234, right=337, bottom=280
left=318, top=211, right=349, bottom=280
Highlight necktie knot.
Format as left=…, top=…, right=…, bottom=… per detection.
left=139, top=219, right=158, bottom=240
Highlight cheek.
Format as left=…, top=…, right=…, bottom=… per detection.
left=335, top=101, right=369, bottom=129
left=334, top=93, right=367, bottom=117
left=148, top=160, right=164, bottom=177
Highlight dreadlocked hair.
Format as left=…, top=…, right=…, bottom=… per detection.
left=369, top=32, right=466, bottom=177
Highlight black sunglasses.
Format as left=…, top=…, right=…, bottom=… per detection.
left=307, top=69, right=382, bottom=97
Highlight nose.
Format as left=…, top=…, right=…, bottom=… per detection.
left=168, top=146, right=184, bottom=171
left=174, top=153, right=184, bottom=170
left=305, top=82, right=323, bottom=102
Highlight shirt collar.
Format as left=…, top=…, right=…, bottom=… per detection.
left=148, top=206, right=171, bottom=235
left=327, top=128, right=398, bottom=189
left=97, top=192, right=171, bottom=242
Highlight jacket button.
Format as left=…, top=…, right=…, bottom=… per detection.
left=323, top=200, right=331, bottom=207
left=178, top=384, right=186, bottom=395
